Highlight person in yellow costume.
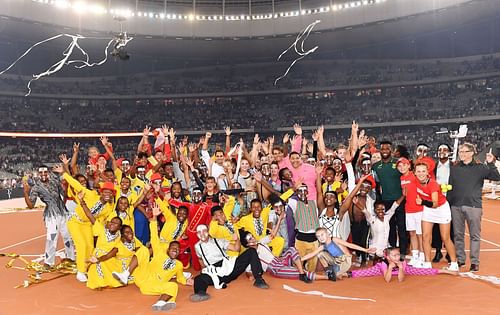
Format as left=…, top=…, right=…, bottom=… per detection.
left=56, top=164, right=116, bottom=283
left=76, top=190, right=123, bottom=290
left=107, top=181, right=149, bottom=231
left=153, top=184, right=189, bottom=253
left=112, top=202, right=193, bottom=312
left=113, top=224, right=144, bottom=285
left=208, top=194, right=241, bottom=257
left=236, top=189, right=294, bottom=257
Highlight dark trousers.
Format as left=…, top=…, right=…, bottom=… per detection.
left=134, top=208, right=150, bottom=245
left=193, top=247, right=263, bottom=294
left=351, top=219, right=370, bottom=262
left=383, top=200, right=408, bottom=256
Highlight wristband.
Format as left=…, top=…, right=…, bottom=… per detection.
left=421, top=200, right=433, bottom=208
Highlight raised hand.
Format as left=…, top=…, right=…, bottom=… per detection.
left=52, top=164, right=64, bottom=174
left=317, top=125, right=324, bottom=136
left=169, top=128, right=176, bottom=140
left=253, top=133, right=260, bottom=145
left=293, top=123, right=302, bottom=136
left=188, top=143, right=199, bottom=153
left=182, top=135, right=189, bottom=145
left=224, top=126, right=232, bottom=136
left=185, top=158, right=194, bottom=169
left=253, top=171, right=263, bottom=182
left=311, top=130, right=319, bottom=142
left=302, top=137, right=308, bottom=146
left=283, top=133, right=290, bottom=144
left=151, top=202, right=161, bottom=217
left=314, top=162, right=323, bottom=175
left=334, top=172, right=343, bottom=183
left=77, top=191, right=85, bottom=202
left=161, top=124, right=169, bottom=136
left=59, top=154, right=70, bottom=165
left=73, top=142, right=80, bottom=153
left=143, top=126, right=151, bottom=137
left=205, top=132, right=212, bottom=140
left=351, top=120, right=359, bottom=133
left=100, top=136, right=109, bottom=147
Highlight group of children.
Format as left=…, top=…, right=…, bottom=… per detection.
left=24, top=123, right=468, bottom=312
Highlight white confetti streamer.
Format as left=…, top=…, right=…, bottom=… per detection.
left=459, top=272, right=500, bottom=286
left=274, top=20, right=321, bottom=85
left=283, top=284, right=376, bottom=302
left=0, top=33, right=132, bottom=96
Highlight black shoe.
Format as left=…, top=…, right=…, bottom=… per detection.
left=458, top=261, right=466, bottom=268
left=299, top=273, right=312, bottom=284
left=325, top=266, right=337, bottom=282
left=253, top=278, right=269, bottom=289
left=346, top=271, right=352, bottom=278
left=432, top=251, right=443, bottom=263
left=190, top=293, right=210, bottom=302
left=470, top=264, right=479, bottom=272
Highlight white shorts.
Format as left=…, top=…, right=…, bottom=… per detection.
left=422, top=202, right=452, bottom=224
left=405, top=212, right=423, bottom=234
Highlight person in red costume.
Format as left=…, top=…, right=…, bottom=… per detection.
left=414, top=143, right=436, bottom=180
left=168, top=187, right=213, bottom=271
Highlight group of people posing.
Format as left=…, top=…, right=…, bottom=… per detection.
left=23, top=122, right=500, bottom=312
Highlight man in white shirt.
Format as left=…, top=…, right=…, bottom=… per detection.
left=432, top=144, right=453, bottom=263
left=191, top=224, right=269, bottom=302
left=200, top=132, right=226, bottom=179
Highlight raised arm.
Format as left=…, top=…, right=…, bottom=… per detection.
left=137, top=126, right=151, bottom=154
left=100, top=136, right=118, bottom=171
left=224, top=126, right=232, bottom=154
left=76, top=191, right=96, bottom=224
left=340, top=174, right=371, bottom=214
left=70, top=142, right=80, bottom=175
left=315, top=162, right=325, bottom=209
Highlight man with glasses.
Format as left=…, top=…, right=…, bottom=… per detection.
left=448, top=143, right=500, bottom=272
left=23, top=165, right=75, bottom=269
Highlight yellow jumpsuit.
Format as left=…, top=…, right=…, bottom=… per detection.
left=209, top=196, right=240, bottom=257
left=86, top=221, right=122, bottom=289
left=113, top=237, right=144, bottom=284
left=155, top=197, right=188, bottom=253
left=63, top=173, right=115, bottom=273
left=110, top=188, right=138, bottom=230
left=235, top=189, right=294, bottom=257
left=134, top=220, right=186, bottom=301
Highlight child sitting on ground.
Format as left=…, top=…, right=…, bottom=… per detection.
left=300, top=227, right=376, bottom=281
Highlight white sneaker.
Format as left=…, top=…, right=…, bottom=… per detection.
left=151, top=300, right=176, bottom=312
left=414, top=261, right=432, bottom=269
left=444, top=262, right=459, bottom=272
left=112, top=270, right=130, bottom=285
left=408, top=257, right=419, bottom=266
left=76, top=271, right=88, bottom=283
left=151, top=300, right=167, bottom=311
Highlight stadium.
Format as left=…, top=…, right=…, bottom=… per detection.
left=0, top=0, right=499, bottom=314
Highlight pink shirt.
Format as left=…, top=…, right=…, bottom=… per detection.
left=278, top=135, right=302, bottom=170
left=291, top=163, right=317, bottom=201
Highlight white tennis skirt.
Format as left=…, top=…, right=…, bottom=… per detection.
left=422, top=201, right=452, bottom=224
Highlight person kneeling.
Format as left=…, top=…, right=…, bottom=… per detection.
left=301, top=227, right=376, bottom=281
left=112, top=202, right=193, bottom=312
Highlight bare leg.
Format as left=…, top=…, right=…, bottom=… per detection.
left=422, top=221, right=434, bottom=262
left=439, top=223, right=457, bottom=262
